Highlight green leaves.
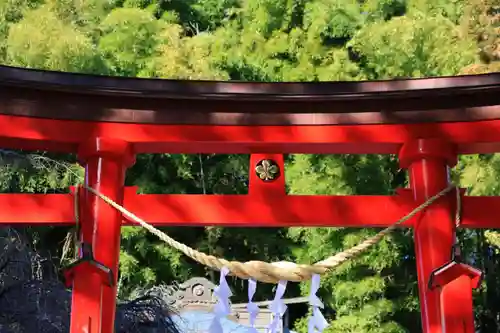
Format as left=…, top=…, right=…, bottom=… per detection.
left=286, top=154, right=409, bottom=332
left=6, top=5, right=102, bottom=72
left=98, top=7, right=162, bottom=76
left=349, top=15, right=478, bottom=79
left=304, top=0, right=363, bottom=41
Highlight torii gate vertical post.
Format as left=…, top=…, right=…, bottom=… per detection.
left=68, top=138, right=135, bottom=333
left=400, top=139, right=475, bottom=333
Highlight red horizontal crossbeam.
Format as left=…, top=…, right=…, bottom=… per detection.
left=0, top=190, right=498, bottom=229
left=0, top=193, right=74, bottom=224
left=3, top=115, right=500, bottom=154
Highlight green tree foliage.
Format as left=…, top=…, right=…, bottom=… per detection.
left=286, top=155, right=411, bottom=333
left=460, top=0, right=500, bottom=74
left=98, top=7, right=162, bottom=76
left=1, top=0, right=500, bottom=332
left=349, top=15, right=478, bottom=78
left=407, top=0, right=468, bottom=23
left=0, top=0, right=43, bottom=59
left=5, top=5, right=102, bottom=72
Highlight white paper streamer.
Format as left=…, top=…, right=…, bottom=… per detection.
left=209, top=267, right=232, bottom=333
left=267, top=280, right=288, bottom=333
left=307, top=274, right=328, bottom=333
left=246, top=279, right=260, bottom=333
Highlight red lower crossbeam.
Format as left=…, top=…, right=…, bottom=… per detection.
left=0, top=191, right=498, bottom=228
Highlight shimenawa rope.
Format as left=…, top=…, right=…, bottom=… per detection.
left=74, top=184, right=459, bottom=284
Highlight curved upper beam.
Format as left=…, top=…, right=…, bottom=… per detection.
left=0, top=65, right=499, bottom=125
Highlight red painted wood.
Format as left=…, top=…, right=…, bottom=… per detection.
left=429, top=262, right=483, bottom=291
left=123, top=192, right=418, bottom=227
left=0, top=110, right=495, bottom=332
left=3, top=114, right=500, bottom=154
left=69, top=138, right=134, bottom=333
left=0, top=191, right=499, bottom=228
left=0, top=194, right=74, bottom=224
left=0, top=76, right=498, bottom=333
left=441, top=276, right=476, bottom=333
left=399, top=139, right=474, bottom=333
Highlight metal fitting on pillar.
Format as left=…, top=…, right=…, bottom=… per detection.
left=249, top=154, right=285, bottom=197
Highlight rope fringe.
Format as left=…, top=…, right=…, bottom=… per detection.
left=74, top=184, right=459, bottom=283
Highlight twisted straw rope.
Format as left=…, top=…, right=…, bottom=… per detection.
left=74, top=184, right=458, bottom=284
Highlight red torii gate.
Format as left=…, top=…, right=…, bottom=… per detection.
left=0, top=65, right=499, bottom=333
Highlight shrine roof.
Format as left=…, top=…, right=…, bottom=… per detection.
left=0, top=65, right=499, bottom=125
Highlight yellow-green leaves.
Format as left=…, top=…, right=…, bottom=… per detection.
left=6, top=5, right=100, bottom=73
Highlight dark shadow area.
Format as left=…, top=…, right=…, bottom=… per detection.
left=127, top=154, right=249, bottom=195
left=0, top=227, right=180, bottom=333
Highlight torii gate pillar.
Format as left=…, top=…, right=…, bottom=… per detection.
left=400, top=139, right=475, bottom=333
left=66, top=138, right=135, bottom=333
